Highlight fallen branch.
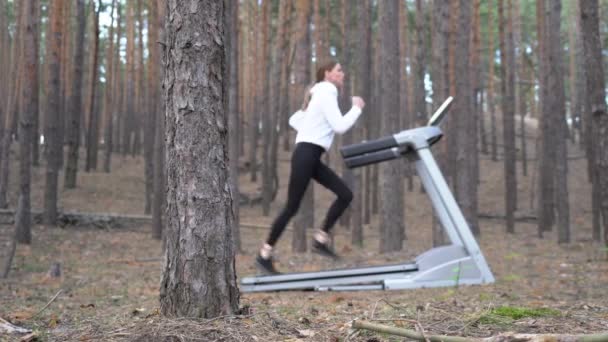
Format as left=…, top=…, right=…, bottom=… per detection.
left=31, top=289, right=63, bottom=319
left=352, top=320, right=608, bottom=342
left=0, top=317, right=31, bottom=334
left=352, top=320, right=471, bottom=342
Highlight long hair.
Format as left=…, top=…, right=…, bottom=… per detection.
left=301, top=61, right=339, bottom=110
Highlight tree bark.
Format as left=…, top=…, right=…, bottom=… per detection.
left=64, top=0, right=87, bottom=191
left=145, top=0, right=159, bottom=216
left=292, top=0, right=313, bottom=253
left=152, top=0, right=166, bottom=241
left=537, top=0, right=556, bottom=237
left=378, top=0, right=403, bottom=253
left=15, top=0, right=38, bottom=243
left=0, top=0, right=24, bottom=209
left=103, top=0, right=118, bottom=173
left=226, top=0, right=241, bottom=250
left=580, top=0, right=608, bottom=247
left=85, top=1, right=101, bottom=172
left=160, top=0, right=239, bottom=318
left=104, top=2, right=123, bottom=173
left=546, top=0, right=570, bottom=243
left=499, top=0, right=517, bottom=234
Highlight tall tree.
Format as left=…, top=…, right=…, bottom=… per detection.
left=104, top=1, right=122, bottom=173
left=432, top=0, right=450, bottom=246
left=378, top=0, right=403, bottom=252
left=123, top=0, right=136, bottom=156
left=292, top=0, right=313, bottom=253
left=0, top=0, right=24, bottom=209
left=15, top=0, right=39, bottom=243
left=580, top=0, right=608, bottom=246
left=160, top=0, right=239, bottom=317
left=85, top=0, right=101, bottom=172
left=0, top=0, right=8, bottom=124
left=536, top=0, right=556, bottom=237
left=352, top=0, right=371, bottom=247
left=144, top=0, right=157, bottom=215
left=260, top=0, right=273, bottom=216
left=148, top=0, right=162, bottom=237
left=102, top=0, right=118, bottom=173
left=42, top=0, right=64, bottom=226
left=545, top=0, right=569, bottom=243
left=248, top=0, right=260, bottom=182
left=226, top=0, right=241, bottom=249
left=499, top=0, right=516, bottom=234
left=64, top=0, right=87, bottom=190
left=453, top=0, right=478, bottom=234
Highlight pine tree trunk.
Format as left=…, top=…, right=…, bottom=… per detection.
left=42, top=0, right=64, bottom=226
left=292, top=0, right=313, bottom=253
left=85, top=1, right=101, bottom=172
left=123, top=1, right=136, bottom=156
left=453, top=0, right=478, bottom=235
left=160, top=0, right=239, bottom=318
left=261, top=0, right=273, bottom=216
left=537, top=0, right=556, bottom=236
left=248, top=0, right=260, bottom=183
left=16, top=0, right=38, bottom=243
left=64, top=0, right=86, bottom=190
left=103, top=0, right=118, bottom=173
left=152, top=0, right=166, bottom=241
left=544, top=0, right=570, bottom=243
left=144, top=0, right=158, bottom=215
left=0, top=0, right=8, bottom=127
left=351, top=0, right=371, bottom=247
left=104, top=2, right=122, bottom=173
left=499, top=0, right=517, bottom=234
left=378, top=0, right=403, bottom=253
left=431, top=0, right=450, bottom=246
left=580, top=0, right=608, bottom=246
left=227, top=0, right=241, bottom=251
left=0, top=0, right=24, bottom=209
left=30, top=2, right=40, bottom=167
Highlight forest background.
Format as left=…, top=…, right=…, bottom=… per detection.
left=1, top=0, right=608, bottom=341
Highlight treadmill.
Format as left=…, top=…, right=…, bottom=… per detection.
left=240, top=97, right=495, bottom=292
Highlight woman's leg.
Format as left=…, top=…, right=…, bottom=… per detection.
left=265, top=144, right=322, bottom=246
left=313, top=162, right=353, bottom=233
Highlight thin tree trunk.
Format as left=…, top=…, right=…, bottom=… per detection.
left=499, top=0, right=516, bottom=234
left=152, top=0, right=165, bottom=240
left=103, top=0, right=118, bottom=173
left=42, top=0, right=64, bottom=226
left=104, top=2, right=122, bottom=173
left=226, top=0, right=241, bottom=250
left=580, top=0, right=607, bottom=245
left=144, top=0, right=158, bottom=215
left=0, top=0, right=24, bottom=209
left=379, top=0, right=404, bottom=253
left=537, top=0, right=556, bottom=236
left=16, top=0, right=38, bottom=243
left=261, top=0, right=272, bottom=216
left=64, top=0, right=87, bottom=190
left=292, top=0, right=313, bottom=253
left=85, top=0, right=101, bottom=172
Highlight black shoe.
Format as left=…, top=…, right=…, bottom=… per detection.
left=312, top=239, right=340, bottom=260
left=255, top=254, right=280, bottom=275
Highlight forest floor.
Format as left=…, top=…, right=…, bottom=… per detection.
left=1, top=134, right=608, bottom=341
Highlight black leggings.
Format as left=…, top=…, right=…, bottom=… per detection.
left=266, top=142, right=353, bottom=246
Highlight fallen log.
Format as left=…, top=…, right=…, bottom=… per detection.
left=0, top=317, right=31, bottom=334
left=0, top=209, right=151, bottom=228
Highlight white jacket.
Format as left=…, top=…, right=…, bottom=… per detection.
left=288, top=81, right=362, bottom=151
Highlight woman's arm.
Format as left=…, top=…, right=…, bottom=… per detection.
left=320, top=92, right=363, bottom=134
